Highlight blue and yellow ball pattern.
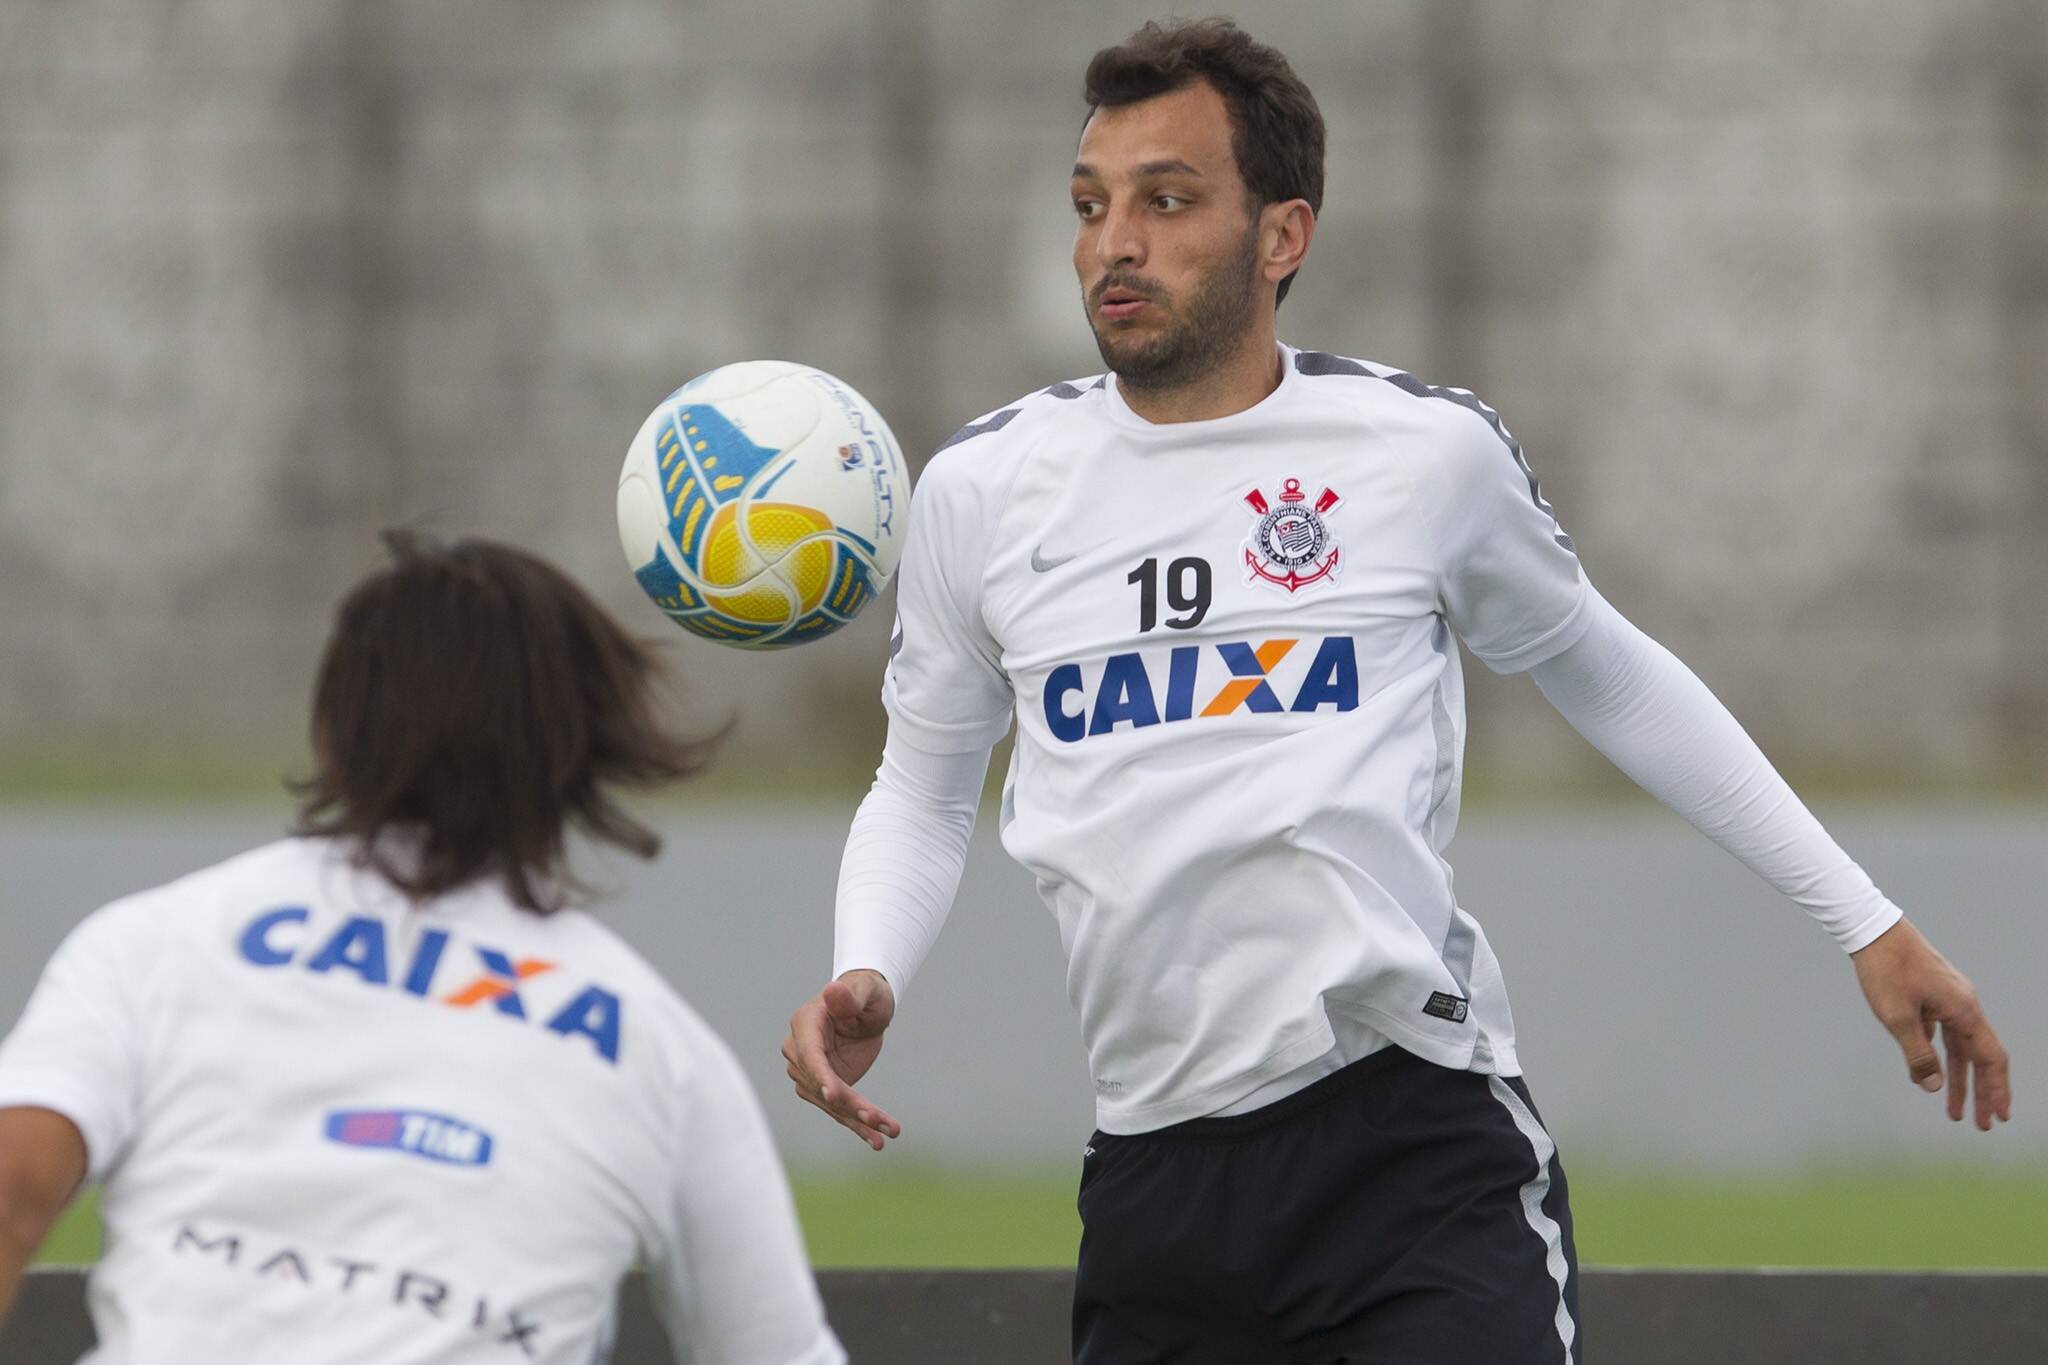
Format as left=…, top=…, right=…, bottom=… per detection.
left=617, top=362, right=907, bottom=649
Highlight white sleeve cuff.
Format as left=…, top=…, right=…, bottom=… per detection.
left=1469, top=576, right=1595, bottom=674
left=1835, top=900, right=1905, bottom=956
left=880, top=690, right=1013, bottom=756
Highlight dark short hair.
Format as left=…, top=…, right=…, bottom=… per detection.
left=1084, top=18, right=1325, bottom=305
left=296, top=532, right=718, bottom=914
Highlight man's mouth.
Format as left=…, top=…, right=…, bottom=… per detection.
left=1097, top=285, right=1152, bottom=322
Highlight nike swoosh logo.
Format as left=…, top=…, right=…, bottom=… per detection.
left=1030, top=546, right=1079, bottom=573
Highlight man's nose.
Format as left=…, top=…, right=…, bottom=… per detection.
left=1096, top=203, right=1147, bottom=272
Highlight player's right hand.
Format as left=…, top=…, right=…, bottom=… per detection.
left=1851, top=917, right=2011, bottom=1131
left=783, top=969, right=902, bottom=1151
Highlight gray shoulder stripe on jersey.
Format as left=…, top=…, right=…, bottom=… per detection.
left=935, top=406, right=1022, bottom=452
left=937, top=378, right=1102, bottom=450
left=1424, top=616, right=1458, bottom=830
left=1293, top=350, right=1371, bottom=378
left=1294, top=350, right=1574, bottom=553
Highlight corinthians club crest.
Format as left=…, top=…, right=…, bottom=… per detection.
left=1242, top=478, right=1342, bottom=593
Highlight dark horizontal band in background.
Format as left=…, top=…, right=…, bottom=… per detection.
left=9, top=1266, right=2044, bottom=1363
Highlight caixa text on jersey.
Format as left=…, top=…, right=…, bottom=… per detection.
left=1043, top=635, right=1360, bottom=742
left=236, top=908, right=624, bottom=1065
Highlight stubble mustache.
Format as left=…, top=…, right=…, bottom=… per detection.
left=1088, top=272, right=1173, bottom=312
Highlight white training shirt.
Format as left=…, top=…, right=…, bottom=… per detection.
left=854, top=346, right=1593, bottom=1132
left=0, top=836, right=842, bottom=1365
left=840, top=345, right=1899, bottom=1134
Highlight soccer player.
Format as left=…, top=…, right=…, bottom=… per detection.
left=0, top=536, right=843, bottom=1365
left=782, top=18, right=2012, bottom=1365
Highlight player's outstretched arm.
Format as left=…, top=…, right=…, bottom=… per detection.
left=1852, top=918, right=2011, bottom=1130
left=795, top=441, right=1010, bottom=1149
left=788, top=720, right=993, bottom=1149
left=1527, top=587, right=2013, bottom=1129
left=0, top=1107, right=87, bottom=1329
left=783, top=970, right=901, bottom=1151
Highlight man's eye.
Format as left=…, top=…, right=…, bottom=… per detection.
left=1073, top=200, right=1103, bottom=219
left=1154, top=195, right=1188, bottom=211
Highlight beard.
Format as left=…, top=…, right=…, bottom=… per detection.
left=1086, top=226, right=1261, bottom=392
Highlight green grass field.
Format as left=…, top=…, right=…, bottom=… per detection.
left=34, top=1168, right=2048, bottom=1269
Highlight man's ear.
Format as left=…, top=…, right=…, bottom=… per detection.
left=1260, top=198, right=1316, bottom=286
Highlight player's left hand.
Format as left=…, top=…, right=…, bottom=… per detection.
left=1851, top=917, right=2011, bottom=1131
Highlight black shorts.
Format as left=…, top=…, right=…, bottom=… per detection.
left=1073, top=1047, right=1580, bottom=1365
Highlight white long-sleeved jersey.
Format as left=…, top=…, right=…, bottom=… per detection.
left=0, top=837, right=843, bottom=1365
left=836, top=345, right=1899, bottom=1134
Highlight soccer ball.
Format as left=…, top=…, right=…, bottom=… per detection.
left=617, top=362, right=909, bottom=648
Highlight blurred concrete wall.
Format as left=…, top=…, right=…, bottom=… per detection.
left=2, top=0, right=2043, bottom=786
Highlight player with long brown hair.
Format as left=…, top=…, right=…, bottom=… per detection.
left=1, top=534, right=842, bottom=1365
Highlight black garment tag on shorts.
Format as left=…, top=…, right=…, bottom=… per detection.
left=1423, top=991, right=1469, bottom=1023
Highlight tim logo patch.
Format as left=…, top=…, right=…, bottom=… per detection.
left=325, top=1109, right=494, bottom=1168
